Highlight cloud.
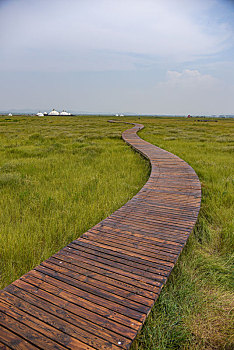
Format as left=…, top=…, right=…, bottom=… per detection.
left=160, top=69, right=219, bottom=89
left=0, top=0, right=233, bottom=72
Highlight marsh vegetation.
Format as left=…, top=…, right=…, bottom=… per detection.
left=133, top=117, right=234, bottom=350
left=0, top=115, right=233, bottom=349
left=0, top=116, right=149, bottom=288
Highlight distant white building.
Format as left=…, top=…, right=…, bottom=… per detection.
left=115, top=114, right=119, bottom=117
left=8, top=113, right=12, bottom=116
left=120, top=114, right=124, bottom=117
left=48, top=109, right=59, bottom=116
left=36, top=112, right=44, bottom=117
left=60, top=110, right=71, bottom=116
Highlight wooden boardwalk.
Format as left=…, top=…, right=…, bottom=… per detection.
left=0, top=122, right=201, bottom=349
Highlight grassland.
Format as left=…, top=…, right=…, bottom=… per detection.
left=131, top=117, right=234, bottom=350
left=0, top=116, right=149, bottom=288
left=0, top=115, right=233, bottom=349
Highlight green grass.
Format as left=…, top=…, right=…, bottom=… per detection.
left=0, top=115, right=233, bottom=349
left=130, top=117, right=234, bottom=350
left=0, top=115, right=149, bottom=288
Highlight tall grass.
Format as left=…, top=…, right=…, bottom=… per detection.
left=0, top=115, right=149, bottom=288
left=130, top=117, right=233, bottom=350
left=0, top=115, right=232, bottom=349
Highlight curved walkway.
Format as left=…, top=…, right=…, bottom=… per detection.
left=0, top=122, right=201, bottom=350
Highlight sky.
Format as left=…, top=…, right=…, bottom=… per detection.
left=0, top=0, right=234, bottom=115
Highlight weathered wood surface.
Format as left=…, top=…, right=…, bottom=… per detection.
left=0, top=122, right=201, bottom=349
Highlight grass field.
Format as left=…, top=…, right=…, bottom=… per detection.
left=0, top=115, right=233, bottom=349
left=0, top=116, right=149, bottom=288
left=132, top=117, right=234, bottom=350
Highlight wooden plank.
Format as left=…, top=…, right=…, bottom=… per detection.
left=0, top=342, right=11, bottom=350
left=47, top=256, right=157, bottom=300
left=58, top=247, right=167, bottom=285
left=0, top=290, right=137, bottom=342
left=0, top=326, right=37, bottom=350
left=29, top=267, right=150, bottom=314
left=82, top=232, right=178, bottom=262
left=71, top=238, right=174, bottom=269
left=0, top=294, right=128, bottom=350
left=39, top=260, right=154, bottom=307
left=64, top=244, right=169, bottom=280
left=68, top=240, right=172, bottom=274
left=17, top=274, right=147, bottom=322
left=67, top=239, right=170, bottom=272
left=51, top=252, right=162, bottom=293
left=89, top=226, right=183, bottom=251
left=87, top=228, right=181, bottom=254
left=0, top=311, right=67, bottom=350
left=96, top=221, right=188, bottom=244
left=5, top=283, right=142, bottom=331
left=0, top=299, right=96, bottom=350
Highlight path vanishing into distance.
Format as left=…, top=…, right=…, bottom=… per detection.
left=0, top=121, right=201, bottom=349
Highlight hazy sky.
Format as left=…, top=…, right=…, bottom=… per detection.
left=0, top=0, right=234, bottom=115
